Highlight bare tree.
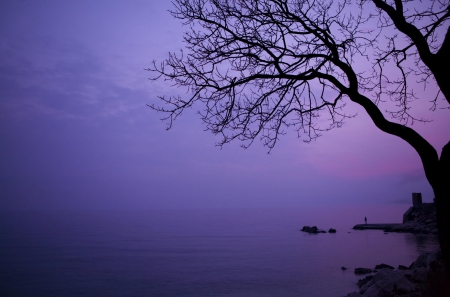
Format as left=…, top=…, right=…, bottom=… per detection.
left=147, top=0, right=450, bottom=270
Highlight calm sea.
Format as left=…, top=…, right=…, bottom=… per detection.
left=0, top=205, right=438, bottom=297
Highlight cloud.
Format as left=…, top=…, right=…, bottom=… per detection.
left=0, top=0, right=446, bottom=210
left=0, top=35, right=155, bottom=123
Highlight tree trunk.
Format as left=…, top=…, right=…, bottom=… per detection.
left=433, top=27, right=450, bottom=106
left=436, top=141, right=450, bottom=271
left=347, top=92, right=450, bottom=271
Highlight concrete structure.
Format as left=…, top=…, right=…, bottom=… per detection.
left=353, top=223, right=401, bottom=230
left=403, top=207, right=414, bottom=223
left=412, top=193, right=422, bottom=207
left=403, top=193, right=435, bottom=223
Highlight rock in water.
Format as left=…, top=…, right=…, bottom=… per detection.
left=300, top=225, right=327, bottom=234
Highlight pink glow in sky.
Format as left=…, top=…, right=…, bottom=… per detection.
left=0, top=1, right=448, bottom=210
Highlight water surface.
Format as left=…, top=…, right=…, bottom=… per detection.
left=0, top=205, right=439, bottom=296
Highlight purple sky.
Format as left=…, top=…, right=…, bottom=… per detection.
left=1, top=1, right=449, bottom=210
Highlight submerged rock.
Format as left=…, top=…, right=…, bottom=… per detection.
left=329, top=228, right=337, bottom=233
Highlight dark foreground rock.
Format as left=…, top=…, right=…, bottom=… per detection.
left=357, top=275, right=373, bottom=288
left=345, top=249, right=450, bottom=297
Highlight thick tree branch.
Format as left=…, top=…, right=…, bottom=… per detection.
left=371, top=0, right=433, bottom=65
left=371, top=0, right=450, bottom=104
left=348, top=91, right=440, bottom=190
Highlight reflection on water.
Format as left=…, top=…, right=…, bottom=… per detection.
left=404, top=233, right=440, bottom=253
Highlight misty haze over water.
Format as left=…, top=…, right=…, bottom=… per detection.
left=0, top=205, right=438, bottom=297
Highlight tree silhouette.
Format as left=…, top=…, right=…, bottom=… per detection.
left=147, top=0, right=450, bottom=270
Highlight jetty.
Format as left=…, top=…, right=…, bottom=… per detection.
left=352, top=193, right=437, bottom=234
left=353, top=223, right=401, bottom=231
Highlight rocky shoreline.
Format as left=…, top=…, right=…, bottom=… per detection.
left=344, top=249, right=449, bottom=297
left=300, top=202, right=444, bottom=295
left=345, top=203, right=447, bottom=296
left=387, top=203, right=437, bottom=234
